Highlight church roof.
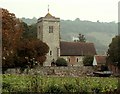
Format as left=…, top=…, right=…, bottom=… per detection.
left=44, top=13, right=55, bottom=18
left=60, top=41, right=97, bottom=56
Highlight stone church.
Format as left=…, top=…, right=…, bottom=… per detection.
left=37, top=12, right=96, bottom=66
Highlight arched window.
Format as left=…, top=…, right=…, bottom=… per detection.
left=77, top=58, right=79, bottom=62
left=50, top=51, right=52, bottom=56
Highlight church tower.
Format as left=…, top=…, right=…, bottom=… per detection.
left=37, top=8, right=60, bottom=66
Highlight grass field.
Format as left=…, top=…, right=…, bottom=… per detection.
left=2, top=74, right=119, bottom=93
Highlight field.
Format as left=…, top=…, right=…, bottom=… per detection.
left=2, top=74, right=119, bottom=93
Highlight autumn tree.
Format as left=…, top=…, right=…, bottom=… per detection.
left=107, top=35, right=120, bottom=67
left=2, top=8, right=49, bottom=72
left=2, top=8, right=23, bottom=70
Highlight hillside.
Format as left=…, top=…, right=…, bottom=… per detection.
left=21, top=17, right=118, bottom=54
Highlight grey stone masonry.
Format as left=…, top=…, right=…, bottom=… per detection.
left=37, top=13, right=60, bottom=66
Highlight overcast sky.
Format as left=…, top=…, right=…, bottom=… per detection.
left=0, top=0, right=119, bottom=22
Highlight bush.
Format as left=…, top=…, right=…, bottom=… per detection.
left=55, top=58, right=68, bottom=66
left=83, top=55, right=94, bottom=66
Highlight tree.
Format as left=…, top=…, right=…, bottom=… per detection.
left=107, top=35, right=120, bottom=67
left=21, top=22, right=29, bottom=38
left=2, top=8, right=23, bottom=70
left=28, top=24, right=37, bottom=38
left=22, top=22, right=37, bottom=39
left=78, top=33, right=86, bottom=42
left=16, top=39, right=49, bottom=68
left=83, top=55, right=94, bottom=66
left=55, top=58, right=68, bottom=66
left=2, top=8, right=49, bottom=71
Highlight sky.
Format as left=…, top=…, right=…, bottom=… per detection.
left=0, top=0, right=120, bottom=22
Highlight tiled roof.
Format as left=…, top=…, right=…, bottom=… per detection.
left=60, top=41, right=97, bottom=56
left=45, top=13, right=55, bottom=18
left=95, top=55, right=107, bottom=65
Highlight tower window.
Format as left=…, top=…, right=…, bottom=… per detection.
left=50, top=51, right=52, bottom=56
left=49, top=26, right=53, bottom=33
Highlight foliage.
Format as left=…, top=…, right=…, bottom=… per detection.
left=2, top=8, right=23, bottom=69
left=22, top=22, right=37, bottom=39
left=2, top=9, right=49, bottom=71
left=107, top=35, right=120, bottom=67
left=28, top=24, right=37, bottom=38
left=21, top=22, right=29, bottom=38
left=55, top=58, right=68, bottom=66
left=2, top=74, right=119, bottom=93
left=78, top=33, right=86, bottom=42
left=83, top=55, right=94, bottom=66
left=16, top=38, right=49, bottom=67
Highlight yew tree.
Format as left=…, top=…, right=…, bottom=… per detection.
left=107, top=35, right=120, bottom=67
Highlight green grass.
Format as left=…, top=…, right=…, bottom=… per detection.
left=2, top=74, right=119, bottom=93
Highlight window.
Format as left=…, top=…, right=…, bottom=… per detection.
left=50, top=51, right=52, bottom=56
left=49, top=26, right=53, bottom=33
left=77, top=58, right=79, bottom=62
left=68, top=58, right=70, bottom=62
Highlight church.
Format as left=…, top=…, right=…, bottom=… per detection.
left=37, top=11, right=96, bottom=66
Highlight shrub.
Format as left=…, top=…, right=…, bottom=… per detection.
left=83, top=55, right=94, bottom=66
left=55, top=58, right=68, bottom=66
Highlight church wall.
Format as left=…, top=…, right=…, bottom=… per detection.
left=60, top=56, right=84, bottom=66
